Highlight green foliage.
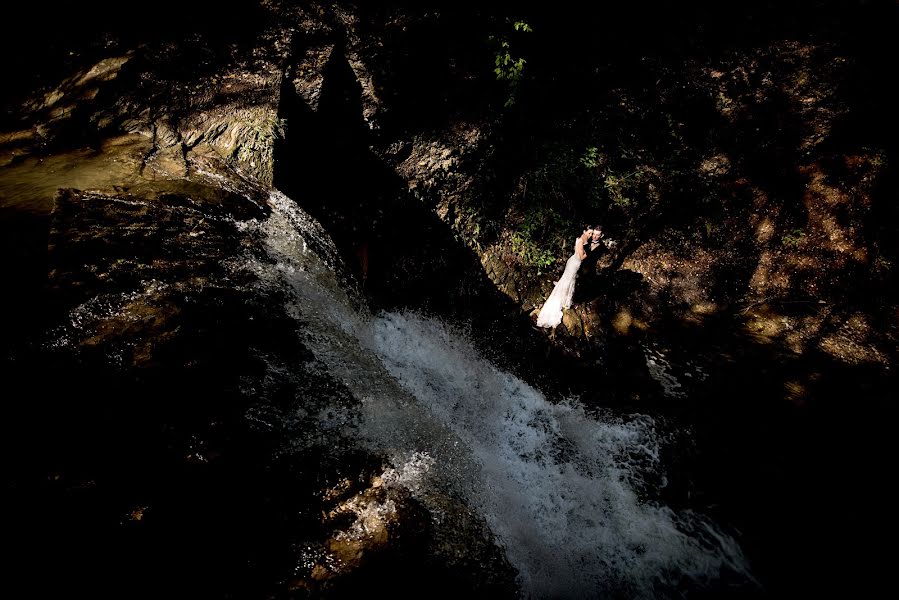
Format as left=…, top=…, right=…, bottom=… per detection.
left=603, top=175, right=631, bottom=207
left=511, top=232, right=556, bottom=269
left=580, top=146, right=600, bottom=169
left=873, top=254, right=892, bottom=272
left=504, top=143, right=606, bottom=269
left=499, top=137, right=659, bottom=269
left=510, top=205, right=566, bottom=269
left=602, top=166, right=653, bottom=208
left=513, top=20, right=533, bottom=33
left=490, top=20, right=532, bottom=108
left=494, top=41, right=527, bottom=84
left=529, top=144, right=604, bottom=205
left=863, top=147, right=886, bottom=169
left=529, top=146, right=577, bottom=200
left=782, top=228, right=806, bottom=246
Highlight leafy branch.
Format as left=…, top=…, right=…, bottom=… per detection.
left=491, top=20, right=532, bottom=108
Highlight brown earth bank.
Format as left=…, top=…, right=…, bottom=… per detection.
left=1, top=1, right=896, bottom=597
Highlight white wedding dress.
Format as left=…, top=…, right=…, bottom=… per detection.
left=536, top=241, right=582, bottom=328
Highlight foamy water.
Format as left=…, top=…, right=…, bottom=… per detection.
left=369, top=313, right=751, bottom=597
left=247, top=190, right=755, bottom=597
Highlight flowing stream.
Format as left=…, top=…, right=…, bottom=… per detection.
left=239, top=191, right=755, bottom=598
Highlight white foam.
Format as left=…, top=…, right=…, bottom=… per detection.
left=643, top=344, right=687, bottom=398
left=247, top=191, right=755, bottom=597
left=369, top=312, right=752, bottom=597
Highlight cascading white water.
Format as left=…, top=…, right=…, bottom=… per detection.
left=369, top=312, right=753, bottom=597
left=246, top=190, right=755, bottom=597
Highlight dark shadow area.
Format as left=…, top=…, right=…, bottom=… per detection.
left=0, top=207, right=50, bottom=356
left=273, top=32, right=621, bottom=398
left=350, top=2, right=497, bottom=137
left=274, top=33, right=392, bottom=268
left=863, top=156, right=899, bottom=303
left=0, top=187, right=519, bottom=597
left=0, top=3, right=289, bottom=180
left=642, top=311, right=898, bottom=598
left=1, top=1, right=272, bottom=119
left=2, top=301, right=313, bottom=598
left=2, top=3, right=896, bottom=597
left=0, top=189, right=330, bottom=597
left=476, top=0, right=896, bottom=282
left=724, top=88, right=806, bottom=201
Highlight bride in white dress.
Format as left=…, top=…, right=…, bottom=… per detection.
left=536, top=228, right=598, bottom=328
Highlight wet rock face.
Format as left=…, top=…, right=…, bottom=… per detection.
left=44, top=187, right=268, bottom=362
left=4, top=185, right=293, bottom=594
left=8, top=184, right=518, bottom=596
left=2, top=6, right=291, bottom=188
left=4, top=3, right=894, bottom=597
left=0, top=5, right=527, bottom=584
left=286, top=463, right=518, bottom=597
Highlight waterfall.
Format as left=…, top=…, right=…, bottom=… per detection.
left=244, top=190, right=756, bottom=598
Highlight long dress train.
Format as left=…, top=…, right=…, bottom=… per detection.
left=536, top=249, right=582, bottom=328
